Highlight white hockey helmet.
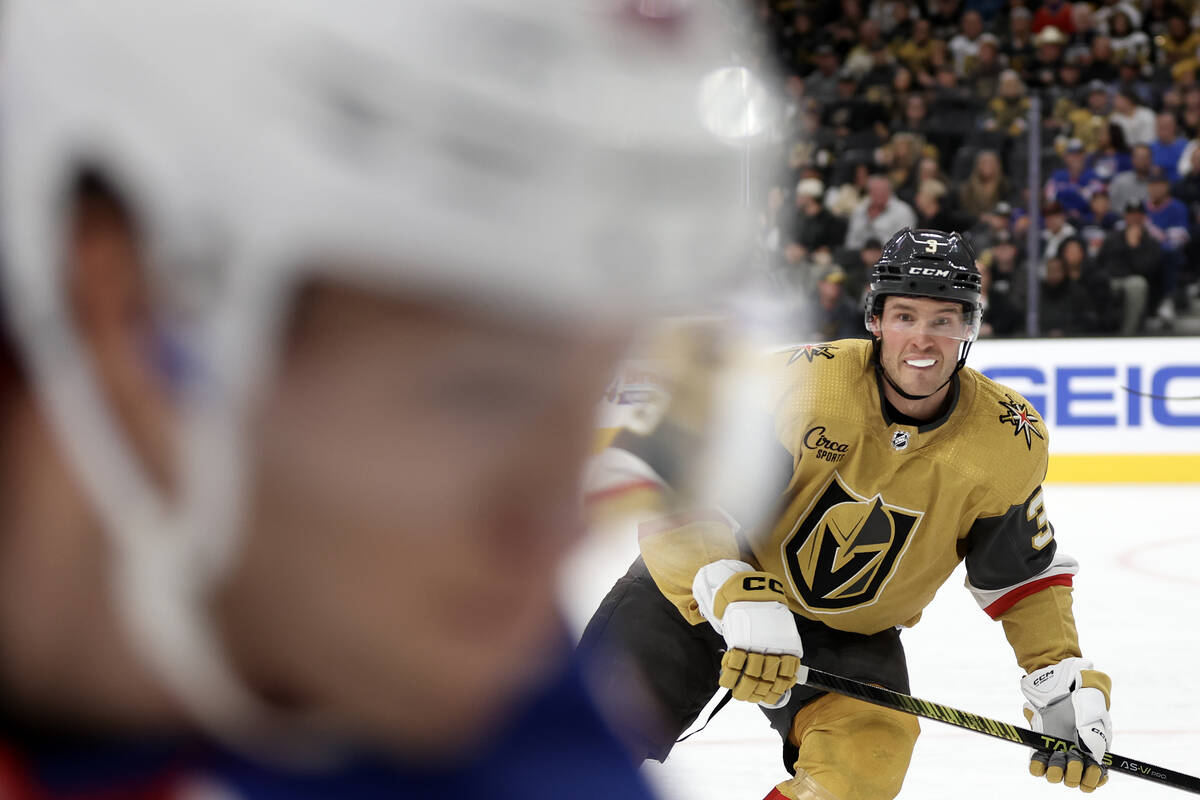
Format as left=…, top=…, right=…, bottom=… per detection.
left=0, top=0, right=762, bottom=744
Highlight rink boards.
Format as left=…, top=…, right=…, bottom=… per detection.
left=971, top=337, right=1200, bottom=483
left=597, top=336, right=1200, bottom=484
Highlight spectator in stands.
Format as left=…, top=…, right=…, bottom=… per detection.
left=1003, top=7, right=1037, bottom=76
left=1062, top=80, right=1113, bottom=150
left=959, top=149, right=1011, bottom=221
left=1042, top=201, right=1079, bottom=265
left=926, top=43, right=953, bottom=86
left=967, top=201, right=1013, bottom=252
left=1162, top=85, right=1185, bottom=121
left=931, top=60, right=969, bottom=102
left=927, top=0, right=964, bottom=42
left=804, top=264, right=865, bottom=341
left=1092, top=0, right=1128, bottom=34
left=1061, top=236, right=1118, bottom=332
left=1111, top=90, right=1156, bottom=146
left=1173, top=144, right=1200, bottom=207
left=885, top=131, right=924, bottom=203
left=1107, top=6, right=1150, bottom=69
left=776, top=11, right=822, bottom=76
left=845, top=19, right=887, bottom=78
left=1179, top=86, right=1200, bottom=140
left=977, top=244, right=1026, bottom=337
left=965, top=33, right=1005, bottom=98
left=823, top=70, right=887, bottom=150
left=788, top=178, right=846, bottom=262
left=1051, top=51, right=1089, bottom=110
left=895, top=90, right=932, bottom=136
left=844, top=173, right=917, bottom=249
left=785, top=112, right=828, bottom=182
left=1084, top=81, right=1113, bottom=122
left=806, top=45, right=841, bottom=108
left=1144, top=167, right=1190, bottom=320
left=826, top=160, right=872, bottom=220
left=1045, top=139, right=1104, bottom=222
left=1150, top=113, right=1188, bottom=182
left=1071, top=2, right=1098, bottom=44
left=873, top=68, right=913, bottom=130
left=914, top=183, right=962, bottom=232
left=1028, top=25, right=1068, bottom=88
left=827, top=0, right=867, bottom=52
left=949, top=10, right=986, bottom=76
left=1142, top=0, right=1178, bottom=38
left=984, top=70, right=1031, bottom=137
left=1157, top=14, right=1200, bottom=76
left=1096, top=199, right=1159, bottom=334
left=860, top=44, right=900, bottom=104
left=1084, top=35, right=1119, bottom=83
left=1113, top=55, right=1155, bottom=108
left=916, top=155, right=949, bottom=189
left=1109, top=143, right=1153, bottom=211
left=1033, top=0, right=1075, bottom=36
left=987, top=226, right=1031, bottom=310
left=968, top=0, right=1005, bottom=24
left=840, top=237, right=885, bottom=302
left=1087, top=121, right=1132, bottom=183
left=1080, top=188, right=1121, bottom=255
left=1041, top=254, right=1101, bottom=335
left=873, top=0, right=916, bottom=40
left=895, top=17, right=937, bottom=83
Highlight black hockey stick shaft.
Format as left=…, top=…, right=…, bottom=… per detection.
left=801, top=666, right=1200, bottom=795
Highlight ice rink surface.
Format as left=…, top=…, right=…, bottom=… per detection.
left=561, top=484, right=1200, bottom=800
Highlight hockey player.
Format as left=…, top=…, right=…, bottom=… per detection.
left=582, top=228, right=1113, bottom=800
left=0, top=0, right=757, bottom=797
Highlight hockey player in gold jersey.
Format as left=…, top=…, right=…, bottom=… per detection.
left=581, top=229, right=1113, bottom=799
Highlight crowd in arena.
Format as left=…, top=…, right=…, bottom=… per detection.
left=751, top=0, right=1200, bottom=340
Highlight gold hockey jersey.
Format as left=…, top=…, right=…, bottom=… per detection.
left=631, top=338, right=1083, bottom=671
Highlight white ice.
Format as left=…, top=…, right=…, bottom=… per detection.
left=561, top=484, right=1200, bottom=800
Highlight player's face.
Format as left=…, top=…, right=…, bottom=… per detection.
left=874, top=296, right=964, bottom=417
left=219, top=281, right=626, bottom=753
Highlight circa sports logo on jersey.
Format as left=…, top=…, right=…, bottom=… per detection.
left=997, top=394, right=1045, bottom=449
left=785, top=343, right=838, bottom=364
left=780, top=473, right=922, bottom=612
left=803, top=426, right=851, bottom=462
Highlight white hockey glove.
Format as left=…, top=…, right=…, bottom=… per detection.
left=1020, top=657, right=1113, bottom=793
left=693, top=560, right=803, bottom=707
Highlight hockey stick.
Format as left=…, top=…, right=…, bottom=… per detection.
left=797, top=665, right=1200, bottom=795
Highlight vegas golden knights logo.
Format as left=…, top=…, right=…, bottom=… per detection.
left=782, top=473, right=922, bottom=611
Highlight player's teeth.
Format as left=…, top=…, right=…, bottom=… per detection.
left=906, top=359, right=935, bottom=367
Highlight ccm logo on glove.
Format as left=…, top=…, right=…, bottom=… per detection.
left=743, top=575, right=785, bottom=593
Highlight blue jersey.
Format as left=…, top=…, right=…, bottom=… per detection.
left=1145, top=197, right=1190, bottom=251
left=0, top=656, right=655, bottom=800
left=1044, top=168, right=1103, bottom=220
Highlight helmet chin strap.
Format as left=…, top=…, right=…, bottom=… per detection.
left=872, top=337, right=973, bottom=402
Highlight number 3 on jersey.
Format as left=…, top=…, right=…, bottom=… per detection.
left=1027, top=489, right=1053, bottom=550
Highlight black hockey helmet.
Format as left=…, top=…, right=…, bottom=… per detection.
left=863, top=228, right=983, bottom=339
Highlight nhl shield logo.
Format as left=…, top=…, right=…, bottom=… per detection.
left=891, top=430, right=910, bottom=451
left=781, top=473, right=922, bottom=612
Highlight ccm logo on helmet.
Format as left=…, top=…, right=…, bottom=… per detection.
left=907, top=267, right=952, bottom=277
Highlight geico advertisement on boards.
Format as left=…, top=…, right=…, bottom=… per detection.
left=598, top=337, right=1200, bottom=458
left=970, top=337, right=1200, bottom=455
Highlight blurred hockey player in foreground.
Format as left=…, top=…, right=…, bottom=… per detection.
left=0, top=0, right=760, bottom=796
left=583, top=229, right=1114, bottom=799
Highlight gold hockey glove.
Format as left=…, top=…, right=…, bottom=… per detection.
left=692, top=560, right=803, bottom=706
